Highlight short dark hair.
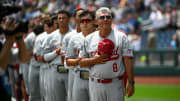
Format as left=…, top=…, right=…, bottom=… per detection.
left=74, top=8, right=85, bottom=17
left=58, top=10, right=71, bottom=18
left=33, top=24, right=44, bottom=35
left=44, top=17, right=56, bottom=27
left=79, top=10, right=95, bottom=20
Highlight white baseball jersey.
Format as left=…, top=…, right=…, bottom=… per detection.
left=61, top=29, right=79, bottom=69
left=41, top=33, right=55, bottom=56
left=20, top=32, right=36, bottom=69
left=24, top=32, right=36, bottom=51
left=40, top=32, right=55, bottom=69
left=61, top=29, right=79, bottom=54
left=43, top=28, right=72, bottom=65
left=31, top=32, right=48, bottom=66
left=19, top=32, right=36, bottom=93
left=79, top=29, right=133, bottom=79
left=66, top=32, right=89, bottom=71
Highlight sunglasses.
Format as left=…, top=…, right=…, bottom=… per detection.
left=80, top=19, right=92, bottom=24
left=99, top=16, right=112, bottom=20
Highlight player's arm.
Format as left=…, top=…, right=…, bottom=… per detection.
left=66, top=48, right=80, bottom=67
left=41, top=43, right=61, bottom=62
left=79, top=39, right=108, bottom=67
left=123, top=56, right=134, bottom=96
left=66, top=58, right=80, bottom=66
left=79, top=53, right=108, bottom=67
left=0, top=36, right=15, bottom=69
left=123, top=57, right=134, bottom=81
left=66, top=38, right=80, bottom=66
left=16, top=33, right=30, bottom=62
left=122, top=35, right=135, bottom=97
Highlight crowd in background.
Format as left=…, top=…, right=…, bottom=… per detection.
left=0, top=0, right=180, bottom=51
left=1, top=0, right=178, bottom=51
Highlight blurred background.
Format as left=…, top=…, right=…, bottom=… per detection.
left=1, top=0, right=180, bottom=66
left=0, top=0, right=180, bottom=101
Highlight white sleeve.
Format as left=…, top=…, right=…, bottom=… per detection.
left=24, top=33, right=36, bottom=50
left=33, top=38, right=40, bottom=54
left=43, top=50, right=58, bottom=62
left=122, top=35, right=133, bottom=57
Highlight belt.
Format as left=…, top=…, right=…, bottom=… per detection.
left=80, top=70, right=89, bottom=80
left=57, top=65, right=68, bottom=73
left=91, top=75, right=124, bottom=84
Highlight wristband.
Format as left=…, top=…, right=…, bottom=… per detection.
left=128, top=80, right=135, bottom=84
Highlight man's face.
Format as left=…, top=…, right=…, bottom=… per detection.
left=75, top=10, right=84, bottom=24
left=80, top=14, right=94, bottom=33
left=58, top=14, right=69, bottom=27
left=53, top=20, right=58, bottom=30
left=44, top=24, right=55, bottom=34
left=97, top=12, right=112, bottom=30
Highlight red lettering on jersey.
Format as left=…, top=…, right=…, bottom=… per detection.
left=113, top=62, right=118, bottom=72
left=113, top=46, right=119, bottom=55
left=75, top=49, right=80, bottom=57
left=108, top=46, right=119, bottom=61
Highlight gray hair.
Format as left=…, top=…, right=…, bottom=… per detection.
left=96, top=7, right=112, bottom=19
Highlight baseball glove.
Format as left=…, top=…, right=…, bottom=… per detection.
left=97, top=38, right=115, bottom=56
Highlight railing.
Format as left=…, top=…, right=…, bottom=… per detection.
left=133, top=49, right=180, bottom=76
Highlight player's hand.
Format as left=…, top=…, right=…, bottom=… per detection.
left=61, top=53, right=65, bottom=66
left=67, top=58, right=80, bottom=66
left=126, top=83, right=135, bottom=97
left=56, top=43, right=62, bottom=54
left=2, top=18, right=19, bottom=31
left=93, top=53, right=109, bottom=64
left=37, top=56, right=45, bottom=63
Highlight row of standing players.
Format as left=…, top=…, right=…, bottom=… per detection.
left=20, top=7, right=134, bottom=101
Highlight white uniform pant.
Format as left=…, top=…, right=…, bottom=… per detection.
left=22, top=64, right=29, bottom=94
left=40, top=67, right=51, bottom=101
left=49, top=66, right=68, bottom=101
left=89, top=78, right=125, bottom=101
left=28, top=65, right=41, bottom=101
left=72, top=71, right=89, bottom=101
left=67, top=69, right=75, bottom=101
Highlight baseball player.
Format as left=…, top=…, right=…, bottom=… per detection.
left=60, top=8, right=84, bottom=101
left=41, top=10, right=72, bottom=101
left=36, top=16, right=58, bottom=101
left=79, top=7, right=135, bottom=101
left=66, top=10, right=95, bottom=101
left=19, top=21, right=36, bottom=97
left=28, top=24, right=44, bottom=101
